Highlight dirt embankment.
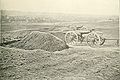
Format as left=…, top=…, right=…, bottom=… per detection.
left=0, top=46, right=120, bottom=80
left=6, top=31, right=68, bottom=52
left=2, top=30, right=32, bottom=41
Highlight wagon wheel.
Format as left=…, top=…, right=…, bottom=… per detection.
left=99, top=36, right=105, bottom=45
left=65, top=31, right=78, bottom=46
left=87, top=32, right=103, bottom=47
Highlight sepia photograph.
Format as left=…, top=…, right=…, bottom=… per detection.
left=0, top=0, right=120, bottom=80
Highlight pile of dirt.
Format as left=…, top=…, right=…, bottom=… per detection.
left=2, top=30, right=32, bottom=43
left=0, top=47, right=80, bottom=80
left=8, top=31, right=69, bottom=52
left=0, top=47, right=52, bottom=80
left=0, top=46, right=120, bottom=80
left=50, top=31, right=66, bottom=41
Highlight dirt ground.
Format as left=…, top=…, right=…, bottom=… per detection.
left=0, top=46, right=120, bottom=80
left=1, top=29, right=120, bottom=80
left=1, top=11, right=119, bottom=80
left=6, top=31, right=68, bottom=52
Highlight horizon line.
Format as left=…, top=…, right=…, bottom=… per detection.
left=1, top=9, right=119, bottom=16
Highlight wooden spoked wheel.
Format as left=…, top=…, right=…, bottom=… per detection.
left=99, top=36, right=105, bottom=45
left=65, top=31, right=78, bottom=46
left=87, top=32, right=105, bottom=47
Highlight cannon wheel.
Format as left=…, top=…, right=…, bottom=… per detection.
left=65, top=31, right=78, bottom=46
left=87, top=32, right=105, bottom=47
left=99, top=37, right=105, bottom=45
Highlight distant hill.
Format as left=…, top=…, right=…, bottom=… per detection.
left=1, top=10, right=119, bottom=33
left=1, top=10, right=119, bottom=23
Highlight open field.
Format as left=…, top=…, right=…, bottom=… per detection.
left=0, top=10, right=120, bottom=80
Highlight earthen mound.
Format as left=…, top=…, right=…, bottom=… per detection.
left=9, top=31, right=69, bottom=52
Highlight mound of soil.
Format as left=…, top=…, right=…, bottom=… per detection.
left=2, top=30, right=32, bottom=43
left=0, top=46, right=120, bottom=80
left=0, top=47, right=52, bottom=80
left=9, top=31, right=68, bottom=52
left=50, top=31, right=66, bottom=41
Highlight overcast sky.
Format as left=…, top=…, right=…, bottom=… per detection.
left=1, top=0, right=119, bottom=15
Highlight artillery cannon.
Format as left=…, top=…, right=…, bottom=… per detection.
left=65, top=26, right=105, bottom=47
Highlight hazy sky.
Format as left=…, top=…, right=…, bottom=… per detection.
left=1, top=0, right=119, bottom=15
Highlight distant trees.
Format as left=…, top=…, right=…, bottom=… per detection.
left=1, top=15, right=60, bottom=24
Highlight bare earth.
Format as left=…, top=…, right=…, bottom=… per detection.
left=0, top=45, right=120, bottom=80
left=1, top=12, right=119, bottom=80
